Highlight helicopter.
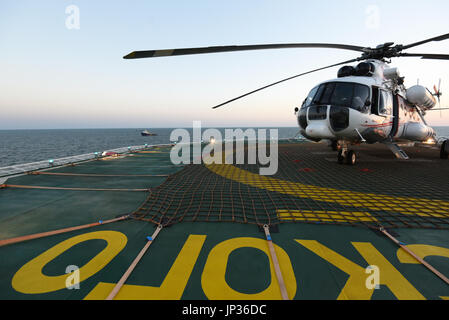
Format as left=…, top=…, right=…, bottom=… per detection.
left=123, top=32, right=449, bottom=165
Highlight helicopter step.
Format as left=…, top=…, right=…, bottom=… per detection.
left=385, top=142, right=410, bottom=160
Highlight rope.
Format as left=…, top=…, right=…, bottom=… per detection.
left=106, top=225, right=163, bottom=300
left=0, top=215, right=129, bottom=247
left=380, top=227, right=449, bottom=286
left=263, top=224, right=289, bottom=300
left=3, top=184, right=151, bottom=192
left=30, top=171, right=169, bottom=177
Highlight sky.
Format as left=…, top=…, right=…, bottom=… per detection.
left=1, top=0, right=449, bottom=129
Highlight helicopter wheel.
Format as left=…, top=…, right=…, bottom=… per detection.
left=441, top=140, right=449, bottom=159
left=345, top=150, right=357, bottom=165
left=337, top=150, right=345, bottom=164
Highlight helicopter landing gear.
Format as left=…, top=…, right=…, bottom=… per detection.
left=441, top=140, right=449, bottom=159
left=346, top=150, right=357, bottom=165
left=330, top=140, right=338, bottom=151
left=337, top=147, right=357, bottom=165
left=337, top=149, right=345, bottom=164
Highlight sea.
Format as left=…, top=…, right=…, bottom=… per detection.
left=0, top=127, right=448, bottom=168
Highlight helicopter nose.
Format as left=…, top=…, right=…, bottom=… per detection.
left=305, top=122, right=334, bottom=139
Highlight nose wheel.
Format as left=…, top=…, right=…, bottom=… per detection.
left=337, top=148, right=357, bottom=165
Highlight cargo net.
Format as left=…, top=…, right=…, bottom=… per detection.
left=131, top=142, right=449, bottom=230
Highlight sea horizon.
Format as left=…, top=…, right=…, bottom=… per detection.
left=1, top=126, right=449, bottom=168
left=1, top=124, right=449, bottom=130
left=0, top=126, right=303, bottom=131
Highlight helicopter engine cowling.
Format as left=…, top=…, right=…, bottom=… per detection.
left=406, top=85, right=437, bottom=110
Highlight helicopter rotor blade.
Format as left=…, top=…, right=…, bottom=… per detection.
left=398, top=53, right=449, bottom=60
left=401, top=32, right=449, bottom=50
left=212, top=57, right=360, bottom=109
left=123, top=43, right=369, bottom=59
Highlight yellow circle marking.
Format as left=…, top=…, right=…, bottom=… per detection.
left=206, top=163, right=449, bottom=218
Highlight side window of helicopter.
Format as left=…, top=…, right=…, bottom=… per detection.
left=379, top=89, right=393, bottom=116
left=302, top=85, right=319, bottom=109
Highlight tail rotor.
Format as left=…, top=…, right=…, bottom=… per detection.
left=433, top=79, right=443, bottom=117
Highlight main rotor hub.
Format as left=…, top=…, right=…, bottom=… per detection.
left=360, top=43, right=404, bottom=61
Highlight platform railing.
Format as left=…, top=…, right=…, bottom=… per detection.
left=0, top=143, right=174, bottom=178
left=0, top=135, right=308, bottom=179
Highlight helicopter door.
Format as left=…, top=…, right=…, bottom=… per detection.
left=389, top=94, right=399, bottom=138
left=371, top=87, right=379, bottom=115
left=378, top=89, right=393, bottom=116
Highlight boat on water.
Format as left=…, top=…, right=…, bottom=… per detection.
left=1, top=141, right=449, bottom=301
left=141, top=129, right=157, bottom=136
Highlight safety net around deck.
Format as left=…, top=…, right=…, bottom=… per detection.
left=131, top=142, right=449, bottom=230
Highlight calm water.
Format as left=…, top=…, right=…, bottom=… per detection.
left=1, top=127, right=448, bottom=168
left=0, top=127, right=300, bottom=167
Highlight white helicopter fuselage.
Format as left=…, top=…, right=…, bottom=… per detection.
left=297, top=59, right=436, bottom=146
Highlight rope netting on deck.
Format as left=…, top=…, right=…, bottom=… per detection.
left=131, top=142, right=449, bottom=230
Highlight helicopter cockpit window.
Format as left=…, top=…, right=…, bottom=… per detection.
left=379, top=89, right=393, bottom=116
left=331, top=83, right=354, bottom=107
left=301, top=85, right=319, bottom=109
left=311, top=82, right=370, bottom=113
left=352, top=85, right=370, bottom=113
left=319, top=83, right=336, bottom=105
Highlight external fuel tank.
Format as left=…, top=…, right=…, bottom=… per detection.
left=406, top=85, right=437, bottom=110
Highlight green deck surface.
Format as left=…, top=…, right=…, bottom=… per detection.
left=1, top=143, right=449, bottom=300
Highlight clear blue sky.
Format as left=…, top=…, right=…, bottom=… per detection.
left=1, top=0, right=449, bottom=129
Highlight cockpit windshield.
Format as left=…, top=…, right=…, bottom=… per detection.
left=302, top=85, right=319, bottom=109
left=305, top=82, right=371, bottom=113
